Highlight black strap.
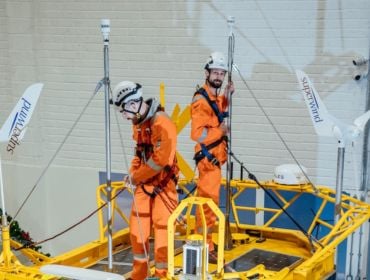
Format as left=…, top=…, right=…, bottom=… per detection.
left=135, top=143, right=153, bottom=160
left=141, top=163, right=179, bottom=198
left=194, top=88, right=229, bottom=124
left=157, top=164, right=179, bottom=189
left=141, top=184, right=156, bottom=198
left=193, top=136, right=227, bottom=166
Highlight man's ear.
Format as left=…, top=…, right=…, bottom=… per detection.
left=205, top=70, right=210, bottom=78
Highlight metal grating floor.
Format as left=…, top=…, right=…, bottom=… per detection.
left=227, top=248, right=303, bottom=272
left=90, top=239, right=184, bottom=275
left=90, top=246, right=138, bottom=275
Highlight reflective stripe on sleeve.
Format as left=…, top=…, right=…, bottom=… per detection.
left=196, top=128, right=208, bottom=143
left=147, top=157, right=163, bottom=172
left=133, top=253, right=148, bottom=261
left=155, top=262, right=168, bottom=269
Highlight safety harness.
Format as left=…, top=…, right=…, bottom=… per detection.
left=141, top=163, right=179, bottom=199
left=193, top=136, right=227, bottom=166
left=135, top=106, right=179, bottom=198
left=193, top=87, right=228, bottom=166
left=195, top=88, right=229, bottom=123
left=135, top=128, right=153, bottom=162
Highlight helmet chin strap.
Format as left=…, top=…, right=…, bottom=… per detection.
left=135, top=112, right=142, bottom=121
left=122, top=98, right=144, bottom=120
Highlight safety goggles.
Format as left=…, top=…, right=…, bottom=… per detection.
left=119, top=98, right=143, bottom=115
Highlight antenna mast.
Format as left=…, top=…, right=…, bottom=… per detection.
left=224, top=15, right=235, bottom=250
left=100, top=19, right=114, bottom=271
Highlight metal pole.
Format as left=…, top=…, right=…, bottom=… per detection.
left=100, top=19, right=113, bottom=271
left=363, top=40, right=370, bottom=280
left=0, top=151, right=12, bottom=268
left=334, top=144, right=345, bottom=270
left=355, top=224, right=364, bottom=280
left=224, top=16, right=235, bottom=250
left=361, top=68, right=370, bottom=195
left=0, top=155, right=7, bottom=227
left=334, top=146, right=345, bottom=224
left=346, top=231, right=355, bottom=280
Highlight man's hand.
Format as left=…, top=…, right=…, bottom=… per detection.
left=131, top=156, right=141, bottom=169
left=220, top=122, right=228, bottom=136
left=224, top=81, right=235, bottom=97
left=124, top=175, right=137, bottom=186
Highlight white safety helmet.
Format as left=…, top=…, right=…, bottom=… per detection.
left=112, top=81, right=143, bottom=109
left=204, top=52, right=228, bottom=71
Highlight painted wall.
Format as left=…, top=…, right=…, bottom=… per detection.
left=0, top=0, right=369, bottom=277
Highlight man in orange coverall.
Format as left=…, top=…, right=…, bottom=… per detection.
left=191, top=52, right=234, bottom=263
left=113, top=81, right=178, bottom=280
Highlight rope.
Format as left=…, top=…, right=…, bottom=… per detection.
left=233, top=64, right=318, bottom=193
left=10, top=91, right=98, bottom=225
left=15, top=185, right=125, bottom=251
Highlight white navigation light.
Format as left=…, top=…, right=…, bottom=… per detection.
left=101, top=19, right=111, bottom=42
left=181, top=237, right=209, bottom=279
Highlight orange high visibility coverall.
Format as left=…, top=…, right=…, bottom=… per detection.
left=129, top=99, right=178, bottom=280
left=191, top=84, right=228, bottom=252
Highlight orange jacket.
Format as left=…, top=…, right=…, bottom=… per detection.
left=130, top=99, right=177, bottom=185
left=191, top=84, right=228, bottom=164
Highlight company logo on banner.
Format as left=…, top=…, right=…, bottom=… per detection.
left=295, top=70, right=334, bottom=137
left=300, top=76, right=323, bottom=123
left=6, top=98, right=32, bottom=154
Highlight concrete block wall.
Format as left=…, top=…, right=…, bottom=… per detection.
left=0, top=0, right=369, bottom=275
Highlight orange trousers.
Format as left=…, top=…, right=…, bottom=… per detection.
left=196, top=159, right=222, bottom=252
left=129, top=182, right=178, bottom=280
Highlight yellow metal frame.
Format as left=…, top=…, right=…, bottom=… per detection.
left=0, top=226, right=56, bottom=279
left=0, top=182, right=132, bottom=279
left=96, top=181, right=132, bottom=241
left=0, top=178, right=369, bottom=279
left=167, top=197, right=225, bottom=279
left=175, top=178, right=370, bottom=279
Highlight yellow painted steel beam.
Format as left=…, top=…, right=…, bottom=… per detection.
left=10, top=239, right=52, bottom=265
left=159, top=83, right=193, bottom=180
left=0, top=266, right=56, bottom=280
left=175, top=151, right=194, bottom=181
left=159, top=82, right=165, bottom=108
left=96, top=182, right=131, bottom=241
left=46, top=228, right=130, bottom=268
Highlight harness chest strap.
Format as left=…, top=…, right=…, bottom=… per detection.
left=193, top=88, right=228, bottom=165
left=136, top=108, right=178, bottom=197
left=135, top=105, right=165, bottom=161
left=194, top=87, right=229, bottom=124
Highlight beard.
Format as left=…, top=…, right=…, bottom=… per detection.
left=207, top=78, right=223, bottom=89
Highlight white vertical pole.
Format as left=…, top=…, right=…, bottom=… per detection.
left=101, top=19, right=113, bottom=271
left=0, top=154, right=7, bottom=227
left=224, top=16, right=235, bottom=250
